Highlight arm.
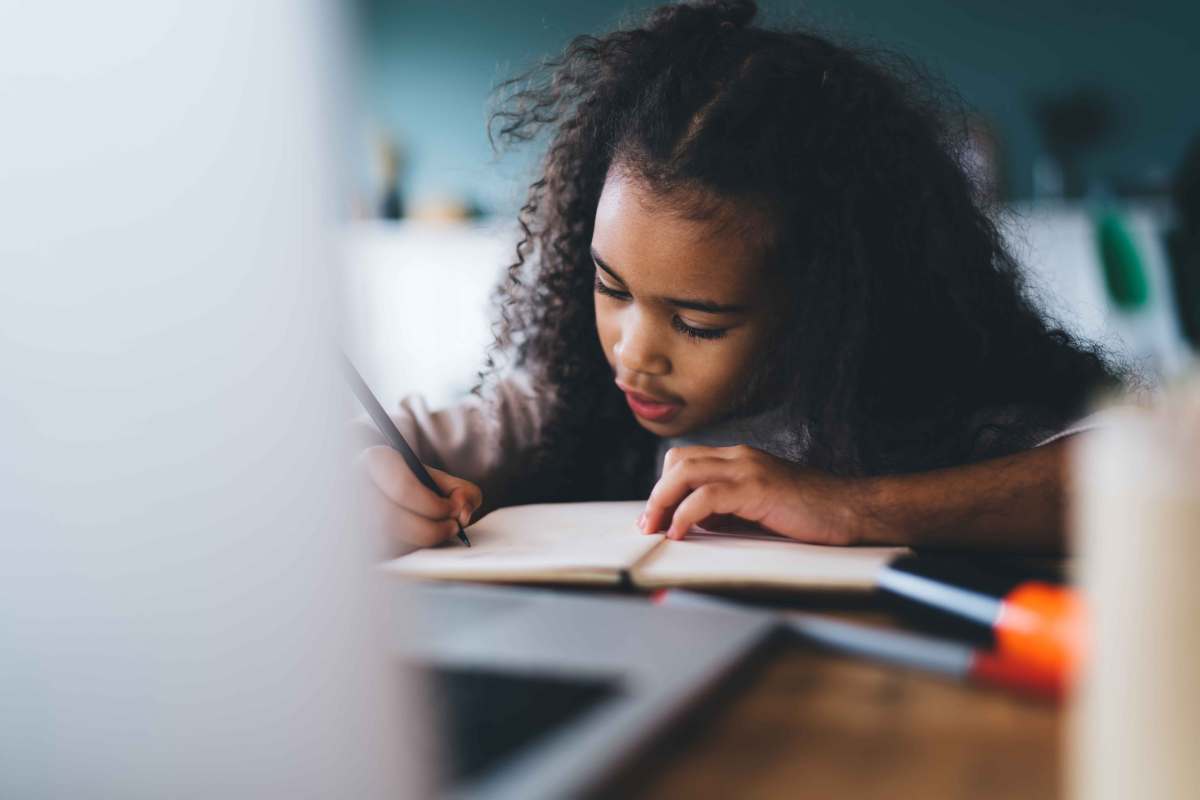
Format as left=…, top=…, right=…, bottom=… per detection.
left=640, top=438, right=1076, bottom=554
left=856, top=439, right=1070, bottom=553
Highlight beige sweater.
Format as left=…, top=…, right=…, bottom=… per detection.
left=362, top=373, right=546, bottom=514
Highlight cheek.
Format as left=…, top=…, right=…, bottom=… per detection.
left=664, top=343, right=715, bottom=394
left=594, top=302, right=616, bottom=362
left=680, top=337, right=760, bottom=400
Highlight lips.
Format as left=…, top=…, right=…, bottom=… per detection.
left=617, top=381, right=683, bottom=423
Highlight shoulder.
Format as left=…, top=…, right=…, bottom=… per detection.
left=963, top=403, right=1120, bottom=459
left=659, top=404, right=807, bottom=475
left=398, top=370, right=540, bottom=411
left=1032, top=407, right=1133, bottom=447
left=397, top=370, right=548, bottom=447
left=476, top=370, right=550, bottom=427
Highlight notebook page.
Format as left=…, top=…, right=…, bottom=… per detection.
left=630, top=534, right=907, bottom=592
left=382, top=501, right=664, bottom=586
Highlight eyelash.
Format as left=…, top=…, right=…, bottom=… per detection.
left=593, top=276, right=728, bottom=341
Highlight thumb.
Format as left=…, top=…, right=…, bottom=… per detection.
left=426, top=466, right=482, bottom=526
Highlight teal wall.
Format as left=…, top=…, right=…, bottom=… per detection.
left=355, top=0, right=1200, bottom=212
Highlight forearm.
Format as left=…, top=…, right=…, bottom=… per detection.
left=857, top=439, right=1073, bottom=554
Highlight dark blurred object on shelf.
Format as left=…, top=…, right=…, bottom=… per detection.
left=1032, top=87, right=1119, bottom=199
left=376, top=131, right=406, bottom=220
left=1166, top=133, right=1200, bottom=349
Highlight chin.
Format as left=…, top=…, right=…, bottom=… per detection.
left=631, top=413, right=694, bottom=438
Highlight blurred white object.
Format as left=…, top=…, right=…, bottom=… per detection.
left=341, top=220, right=513, bottom=409
left=1069, top=382, right=1200, bottom=800
left=0, top=2, right=422, bottom=797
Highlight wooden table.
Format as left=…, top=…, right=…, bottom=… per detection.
left=596, top=607, right=1062, bottom=800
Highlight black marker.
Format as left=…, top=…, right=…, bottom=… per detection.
left=340, top=352, right=471, bottom=547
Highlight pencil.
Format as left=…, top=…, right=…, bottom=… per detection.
left=339, top=352, right=471, bottom=547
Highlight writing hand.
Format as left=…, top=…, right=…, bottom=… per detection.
left=358, top=445, right=481, bottom=552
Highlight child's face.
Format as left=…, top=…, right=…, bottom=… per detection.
left=592, top=171, right=781, bottom=438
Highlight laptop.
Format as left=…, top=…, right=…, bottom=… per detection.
left=395, top=581, right=774, bottom=798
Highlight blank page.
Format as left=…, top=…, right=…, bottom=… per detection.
left=383, top=501, right=664, bottom=585
left=630, top=533, right=907, bottom=592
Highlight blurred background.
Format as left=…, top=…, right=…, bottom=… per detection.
left=343, top=0, right=1200, bottom=407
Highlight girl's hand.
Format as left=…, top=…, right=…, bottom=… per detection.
left=357, top=445, right=482, bottom=553
left=640, top=445, right=868, bottom=545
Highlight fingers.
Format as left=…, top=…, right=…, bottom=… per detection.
left=642, top=456, right=736, bottom=533
left=666, top=482, right=744, bottom=540
left=361, top=448, right=482, bottom=522
left=362, top=447, right=455, bottom=518
left=660, top=444, right=741, bottom=474
left=427, top=465, right=483, bottom=527
left=363, top=485, right=463, bottom=552
left=644, top=445, right=758, bottom=534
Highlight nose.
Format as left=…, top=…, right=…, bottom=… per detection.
left=614, top=309, right=670, bottom=376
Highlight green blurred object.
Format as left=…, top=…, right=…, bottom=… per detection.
left=1094, top=211, right=1150, bottom=311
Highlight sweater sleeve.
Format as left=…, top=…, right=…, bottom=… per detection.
left=964, top=404, right=1116, bottom=461
left=356, top=372, right=547, bottom=514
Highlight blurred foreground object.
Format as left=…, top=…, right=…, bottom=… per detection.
left=0, top=2, right=423, bottom=797
left=1070, top=378, right=1200, bottom=799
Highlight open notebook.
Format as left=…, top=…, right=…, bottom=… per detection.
left=383, top=501, right=908, bottom=592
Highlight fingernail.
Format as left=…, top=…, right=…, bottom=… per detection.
left=637, top=511, right=646, bottom=531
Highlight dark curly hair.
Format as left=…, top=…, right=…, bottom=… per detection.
left=481, top=0, right=1123, bottom=504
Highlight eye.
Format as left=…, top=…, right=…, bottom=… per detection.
left=593, top=275, right=630, bottom=300
left=671, top=316, right=728, bottom=341
left=594, top=273, right=728, bottom=340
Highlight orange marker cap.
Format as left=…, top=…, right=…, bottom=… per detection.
left=993, top=581, right=1085, bottom=679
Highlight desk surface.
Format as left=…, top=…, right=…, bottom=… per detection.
left=599, top=608, right=1061, bottom=799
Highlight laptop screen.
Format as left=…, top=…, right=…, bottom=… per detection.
left=427, top=665, right=621, bottom=785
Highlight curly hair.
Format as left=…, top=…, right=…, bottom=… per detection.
left=481, top=0, right=1123, bottom=503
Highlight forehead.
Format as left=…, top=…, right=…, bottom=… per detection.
left=592, top=171, right=767, bottom=300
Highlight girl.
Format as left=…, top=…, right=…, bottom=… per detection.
left=358, top=0, right=1124, bottom=555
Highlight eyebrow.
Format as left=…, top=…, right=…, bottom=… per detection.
left=590, top=247, right=749, bottom=314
